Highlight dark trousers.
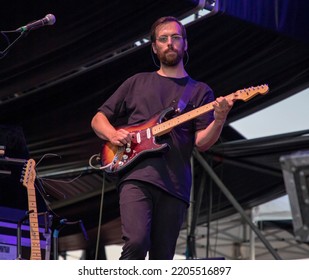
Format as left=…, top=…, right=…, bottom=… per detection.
left=118, top=181, right=187, bottom=260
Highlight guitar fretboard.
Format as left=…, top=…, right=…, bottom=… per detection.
left=22, top=159, right=42, bottom=260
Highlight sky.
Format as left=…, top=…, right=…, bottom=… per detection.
left=230, top=88, right=309, bottom=139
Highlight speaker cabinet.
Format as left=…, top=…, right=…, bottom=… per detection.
left=280, top=151, right=309, bottom=243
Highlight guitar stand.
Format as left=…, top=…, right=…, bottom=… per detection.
left=16, top=211, right=33, bottom=260
left=53, top=219, right=88, bottom=260
left=16, top=211, right=52, bottom=260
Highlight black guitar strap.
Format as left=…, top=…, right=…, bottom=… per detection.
left=177, top=77, right=197, bottom=113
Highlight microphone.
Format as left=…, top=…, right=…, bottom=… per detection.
left=16, top=14, right=56, bottom=32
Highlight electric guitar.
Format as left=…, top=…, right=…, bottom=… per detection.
left=100, top=84, right=269, bottom=174
left=21, top=159, right=41, bottom=260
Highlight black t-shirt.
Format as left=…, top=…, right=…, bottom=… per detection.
left=98, top=72, right=214, bottom=204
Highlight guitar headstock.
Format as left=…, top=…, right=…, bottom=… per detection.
left=234, top=84, right=269, bottom=102
left=21, top=159, right=36, bottom=189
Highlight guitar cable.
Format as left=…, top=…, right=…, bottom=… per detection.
left=89, top=152, right=115, bottom=170
left=88, top=153, right=102, bottom=170
left=94, top=170, right=106, bottom=260
left=88, top=153, right=108, bottom=259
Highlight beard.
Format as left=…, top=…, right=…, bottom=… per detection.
left=156, top=46, right=185, bottom=66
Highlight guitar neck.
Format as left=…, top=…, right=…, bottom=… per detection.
left=27, top=188, right=41, bottom=260
left=22, top=158, right=42, bottom=260
left=151, top=84, right=269, bottom=137
left=152, top=93, right=234, bottom=137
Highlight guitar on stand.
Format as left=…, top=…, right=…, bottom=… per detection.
left=20, top=159, right=41, bottom=260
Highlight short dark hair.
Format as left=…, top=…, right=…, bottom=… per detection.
left=150, top=16, right=187, bottom=43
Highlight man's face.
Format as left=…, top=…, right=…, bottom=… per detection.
left=152, top=21, right=187, bottom=67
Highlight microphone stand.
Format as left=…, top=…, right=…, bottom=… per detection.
left=0, top=30, right=28, bottom=59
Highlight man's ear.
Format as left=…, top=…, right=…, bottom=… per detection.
left=152, top=43, right=157, bottom=54
left=184, top=39, right=188, bottom=51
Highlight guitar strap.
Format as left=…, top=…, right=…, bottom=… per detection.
left=177, top=77, right=197, bottom=113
